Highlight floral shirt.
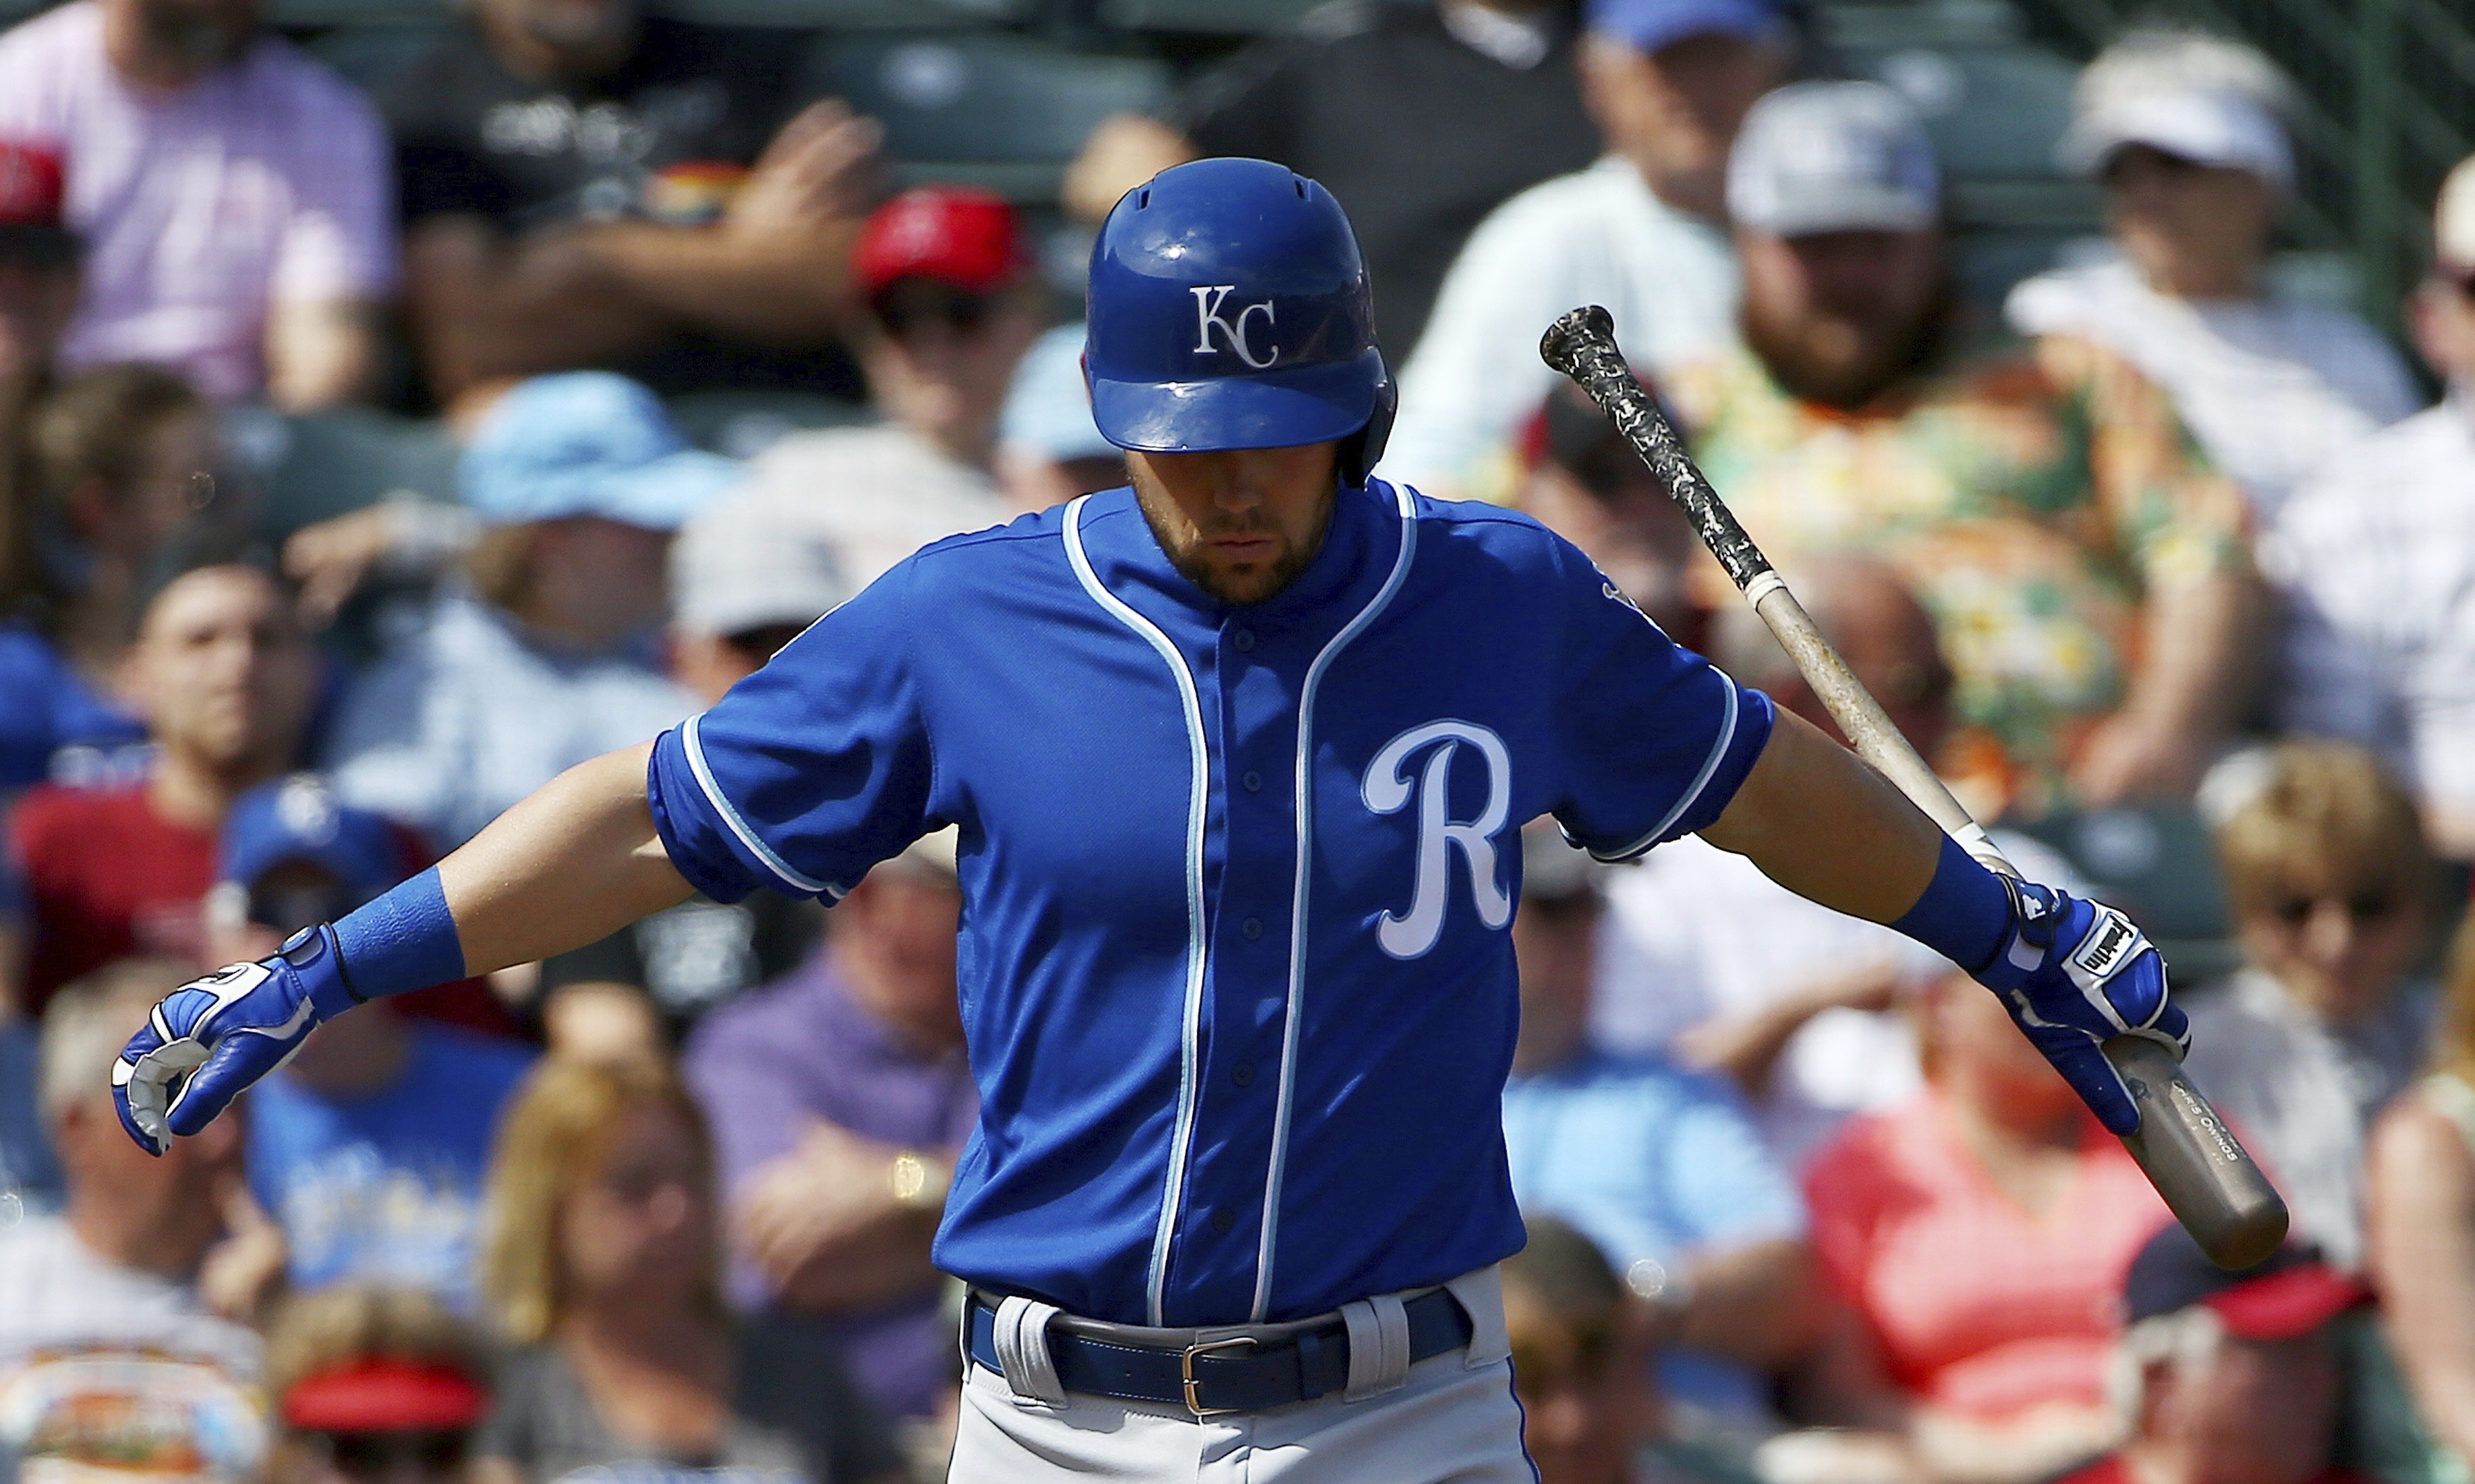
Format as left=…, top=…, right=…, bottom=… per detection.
left=1667, top=333, right=2247, bottom=814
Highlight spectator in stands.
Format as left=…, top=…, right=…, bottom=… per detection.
left=2367, top=916, right=2475, bottom=1474
left=1505, top=823, right=1815, bottom=1436
left=0, top=960, right=283, bottom=1483
left=686, top=829, right=973, bottom=1428
left=525, top=468, right=850, bottom=1043
left=0, top=139, right=78, bottom=604
left=1387, top=0, right=1790, bottom=498
left=1515, top=382, right=1704, bottom=638
left=1503, top=1215, right=1663, bottom=1484
left=218, top=775, right=533, bottom=1312
left=264, top=1285, right=492, bottom=1484
left=478, top=1055, right=907, bottom=1484
left=323, top=373, right=728, bottom=853
left=2050, top=1228, right=2365, bottom=1484
left=2181, top=742, right=2437, bottom=1272
left=1781, top=962, right=2170, bottom=1483
left=2271, top=153, right=2475, bottom=858
left=729, top=189, right=1033, bottom=592
left=1668, top=81, right=2252, bottom=816
left=995, top=325, right=1126, bottom=515
left=0, top=0, right=395, bottom=408
left=1065, top=0, right=1600, bottom=361
left=2008, top=30, right=2416, bottom=525
left=380, top=0, right=877, bottom=407
left=12, top=563, right=317, bottom=1015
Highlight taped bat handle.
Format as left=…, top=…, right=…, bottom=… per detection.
left=1542, top=303, right=2289, bottom=1269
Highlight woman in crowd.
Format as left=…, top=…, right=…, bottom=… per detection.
left=2005, top=28, right=2418, bottom=524
left=475, top=1054, right=906, bottom=1484
left=1767, top=965, right=2170, bottom=1484
left=264, top=1283, right=491, bottom=1484
left=2182, top=741, right=2439, bottom=1270
left=2367, top=917, right=2475, bottom=1476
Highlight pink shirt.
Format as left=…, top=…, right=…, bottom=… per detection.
left=0, top=1, right=397, bottom=401
left=1803, top=1092, right=2171, bottom=1420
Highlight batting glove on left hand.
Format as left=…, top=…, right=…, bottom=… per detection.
left=1968, top=879, right=2188, bottom=1138
left=112, top=925, right=362, bottom=1155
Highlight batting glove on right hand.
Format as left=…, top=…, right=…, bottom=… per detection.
left=112, top=925, right=362, bottom=1155
left=1967, top=879, right=2187, bottom=1138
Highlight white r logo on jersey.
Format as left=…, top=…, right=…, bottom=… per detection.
left=1362, top=720, right=1513, bottom=959
left=1190, top=286, right=1279, bottom=369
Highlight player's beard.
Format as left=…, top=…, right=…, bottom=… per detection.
left=1129, top=480, right=1332, bottom=607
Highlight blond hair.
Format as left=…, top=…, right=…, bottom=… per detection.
left=263, top=1283, right=489, bottom=1406
left=39, top=957, right=198, bottom=1118
left=480, top=1055, right=723, bottom=1345
left=2211, top=741, right=2433, bottom=923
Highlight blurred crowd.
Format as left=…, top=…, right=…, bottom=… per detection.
left=0, top=0, right=2472, bottom=1482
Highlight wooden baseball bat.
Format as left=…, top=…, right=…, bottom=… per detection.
left=1540, top=305, right=2288, bottom=1270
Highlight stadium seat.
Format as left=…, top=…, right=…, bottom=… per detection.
left=232, top=406, right=462, bottom=541
left=649, top=0, right=1032, bottom=25
left=2008, top=805, right=2238, bottom=987
left=804, top=32, right=1170, bottom=204
left=1095, top=0, right=1327, bottom=34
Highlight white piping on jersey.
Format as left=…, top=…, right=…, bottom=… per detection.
left=1585, top=677, right=1741, bottom=863
left=1061, top=495, right=1213, bottom=1328
left=1249, top=479, right=1421, bottom=1322
left=680, top=713, right=844, bottom=899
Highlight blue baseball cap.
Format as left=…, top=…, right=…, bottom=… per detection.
left=219, top=774, right=406, bottom=902
left=459, top=373, right=743, bottom=532
left=1585, top=0, right=1785, bottom=54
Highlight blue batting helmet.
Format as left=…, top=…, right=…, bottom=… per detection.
left=1084, top=158, right=1393, bottom=486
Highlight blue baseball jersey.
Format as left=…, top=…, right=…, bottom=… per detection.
left=647, top=477, right=1774, bottom=1328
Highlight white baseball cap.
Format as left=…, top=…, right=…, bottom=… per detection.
left=2435, top=154, right=2475, bottom=276
left=1727, top=81, right=1942, bottom=238
left=2058, top=86, right=2294, bottom=192
left=669, top=485, right=851, bottom=639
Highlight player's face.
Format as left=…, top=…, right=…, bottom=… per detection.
left=1124, top=441, right=1341, bottom=607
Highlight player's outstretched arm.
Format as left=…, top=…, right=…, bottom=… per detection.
left=112, top=743, right=695, bottom=1153
left=1699, top=712, right=2186, bottom=1137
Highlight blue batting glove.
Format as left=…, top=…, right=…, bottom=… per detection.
left=111, top=925, right=363, bottom=1155
left=1968, top=879, right=2189, bottom=1138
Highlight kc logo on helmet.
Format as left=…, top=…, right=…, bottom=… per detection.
left=1190, top=286, right=1279, bottom=369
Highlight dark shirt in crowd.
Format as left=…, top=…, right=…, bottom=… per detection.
left=377, top=18, right=861, bottom=399
left=686, top=952, right=978, bottom=1421
left=1173, top=0, right=1600, bottom=358
left=477, top=1321, right=904, bottom=1484
left=540, top=892, right=821, bottom=1036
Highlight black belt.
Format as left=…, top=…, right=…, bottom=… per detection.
left=964, top=1288, right=1473, bottom=1415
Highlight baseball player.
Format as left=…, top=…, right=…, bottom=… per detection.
left=110, top=158, right=2185, bottom=1482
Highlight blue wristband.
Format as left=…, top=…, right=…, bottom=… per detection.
left=1888, top=834, right=2012, bottom=974
left=330, top=867, right=467, bottom=1002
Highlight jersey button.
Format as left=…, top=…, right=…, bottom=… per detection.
left=1242, top=770, right=1262, bottom=793
left=1231, top=1061, right=1255, bottom=1088
left=1231, top=628, right=1257, bottom=653
left=1211, top=1208, right=1237, bottom=1234
left=1241, top=916, right=1264, bottom=941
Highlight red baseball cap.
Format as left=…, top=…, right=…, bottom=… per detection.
left=282, top=1360, right=489, bottom=1433
left=2124, top=1226, right=2367, bottom=1343
left=0, top=139, right=65, bottom=228
left=854, top=187, right=1026, bottom=302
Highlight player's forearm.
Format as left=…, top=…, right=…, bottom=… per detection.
left=1699, top=710, right=1943, bottom=925
left=436, top=742, right=697, bottom=976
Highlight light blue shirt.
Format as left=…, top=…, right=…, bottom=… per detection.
left=1503, top=1047, right=1805, bottom=1420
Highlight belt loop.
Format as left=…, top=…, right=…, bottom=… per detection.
left=1339, top=1293, right=1411, bottom=1401
left=1445, top=1265, right=1512, bottom=1368
left=994, top=1295, right=1068, bottom=1405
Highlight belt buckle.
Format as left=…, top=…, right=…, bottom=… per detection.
left=1180, top=1335, right=1258, bottom=1417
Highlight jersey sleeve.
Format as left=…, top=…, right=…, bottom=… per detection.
left=646, top=563, right=934, bottom=904
left=1545, top=535, right=1774, bottom=859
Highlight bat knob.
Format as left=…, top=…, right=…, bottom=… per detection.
left=1539, top=305, right=1618, bottom=376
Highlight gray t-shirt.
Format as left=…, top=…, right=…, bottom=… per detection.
left=477, top=1321, right=902, bottom=1484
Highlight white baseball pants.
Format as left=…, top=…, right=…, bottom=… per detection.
left=948, top=1267, right=1535, bottom=1483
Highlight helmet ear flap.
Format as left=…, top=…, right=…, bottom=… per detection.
left=1340, top=373, right=1396, bottom=488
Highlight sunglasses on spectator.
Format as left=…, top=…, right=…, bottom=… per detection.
left=301, top=1428, right=469, bottom=1480
left=872, top=280, right=1001, bottom=341
left=2265, top=889, right=2404, bottom=928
